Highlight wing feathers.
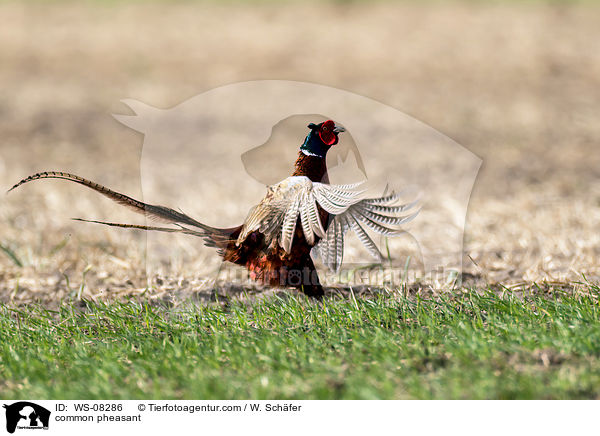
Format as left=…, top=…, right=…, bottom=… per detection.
left=280, top=196, right=300, bottom=252
left=347, top=214, right=384, bottom=261
left=237, top=176, right=420, bottom=267
left=312, top=184, right=420, bottom=272
left=306, top=194, right=326, bottom=238
left=299, top=192, right=315, bottom=245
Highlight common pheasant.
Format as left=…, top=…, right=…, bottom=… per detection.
left=9, top=120, right=419, bottom=298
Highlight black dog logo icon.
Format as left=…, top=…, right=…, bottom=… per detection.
left=3, top=402, right=50, bottom=433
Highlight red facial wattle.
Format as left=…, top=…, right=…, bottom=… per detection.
left=318, top=120, right=338, bottom=146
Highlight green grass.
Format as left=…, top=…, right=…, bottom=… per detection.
left=1, top=287, right=600, bottom=399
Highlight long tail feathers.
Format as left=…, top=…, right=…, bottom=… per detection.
left=9, top=171, right=235, bottom=249
left=8, top=171, right=216, bottom=231
left=72, top=218, right=204, bottom=236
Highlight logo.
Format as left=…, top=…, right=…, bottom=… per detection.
left=2, top=402, right=50, bottom=434
left=114, top=81, right=481, bottom=285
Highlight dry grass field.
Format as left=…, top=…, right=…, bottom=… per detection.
left=1, top=0, right=600, bottom=305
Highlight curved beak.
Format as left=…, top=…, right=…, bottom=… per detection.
left=333, top=124, right=346, bottom=134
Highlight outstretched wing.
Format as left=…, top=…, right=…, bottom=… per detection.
left=237, top=176, right=364, bottom=252
left=313, top=190, right=420, bottom=272
left=237, top=176, right=419, bottom=267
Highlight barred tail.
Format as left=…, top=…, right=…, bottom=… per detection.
left=8, top=171, right=237, bottom=250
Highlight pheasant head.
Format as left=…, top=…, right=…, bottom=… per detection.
left=294, top=120, right=345, bottom=183
left=300, top=120, right=346, bottom=158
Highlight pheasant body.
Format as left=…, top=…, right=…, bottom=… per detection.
left=8, top=120, right=419, bottom=298
left=219, top=135, right=333, bottom=296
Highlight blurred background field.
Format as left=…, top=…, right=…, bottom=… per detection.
left=1, top=0, right=600, bottom=304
